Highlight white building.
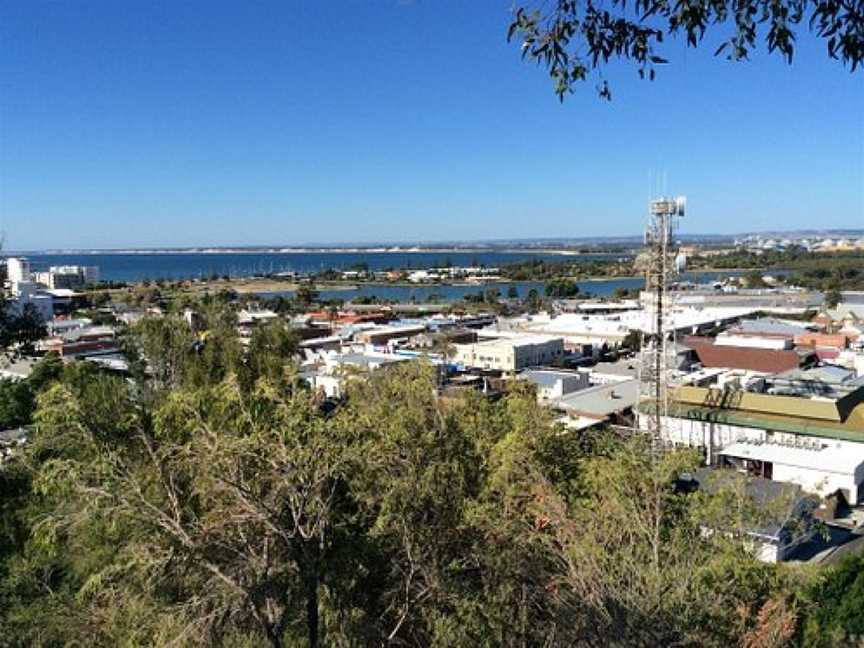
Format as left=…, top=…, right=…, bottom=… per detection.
left=647, top=385, right=864, bottom=503
left=33, top=265, right=100, bottom=289
left=6, top=258, right=31, bottom=288
left=453, top=336, right=564, bottom=372
left=520, top=369, right=589, bottom=401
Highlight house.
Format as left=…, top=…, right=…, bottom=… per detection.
left=305, top=352, right=410, bottom=398
left=794, top=332, right=851, bottom=355
left=679, top=469, right=818, bottom=563
left=0, top=427, right=29, bottom=463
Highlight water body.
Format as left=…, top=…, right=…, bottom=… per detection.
left=13, top=252, right=747, bottom=301
left=17, top=251, right=623, bottom=283
left=265, top=271, right=745, bottom=302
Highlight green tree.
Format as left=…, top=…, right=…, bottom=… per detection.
left=544, top=277, right=580, bottom=298
left=125, top=315, right=196, bottom=391
left=613, top=286, right=637, bottom=299
left=509, top=0, right=863, bottom=100
left=801, top=552, right=864, bottom=646
left=824, top=286, right=842, bottom=309
left=743, top=270, right=768, bottom=288
left=0, top=312, right=823, bottom=647
left=89, top=291, right=111, bottom=308
left=0, top=302, right=47, bottom=356
left=239, top=319, right=300, bottom=390
left=526, top=288, right=542, bottom=312
left=296, top=283, right=319, bottom=309
left=622, top=328, right=642, bottom=351
left=0, top=380, right=34, bottom=429
left=484, top=287, right=501, bottom=304
left=0, top=354, right=63, bottom=429
left=25, top=375, right=357, bottom=648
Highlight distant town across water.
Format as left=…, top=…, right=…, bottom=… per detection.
left=10, top=250, right=754, bottom=301
left=17, top=251, right=626, bottom=283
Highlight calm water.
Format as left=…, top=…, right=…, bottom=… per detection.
left=265, top=271, right=744, bottom=302
left=13, top=252, right=745, bottom=302
left=17, top=251, right=622, bottom=283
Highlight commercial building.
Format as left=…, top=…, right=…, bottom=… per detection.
left=305, top=351, right=410, bottom=398
left=39, top=325, right=118, bottom=358
left=520, top=369, right=589, bottom=401
left=648, top=382, right=864, bottom=503
left=555, top=378, right=639, bottom=430
left=6, top=280, right=53, bottom=322
left=33, top=265, right=99, bottom=289
left=683, top=335, right=815, bottom=374
left=355, top=324, right=427, bottom=346
left=6, top=258, right=31, bottom=287
left=453, top=336, right=564, bottom=372
left=503, top=306, right=755, bottom=349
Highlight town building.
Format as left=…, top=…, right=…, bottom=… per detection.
left=39, top=325, right=118, bottom=358
left=6, top=257, right=31, bottom=287
left=355, top=324, right=427, bottom=347
left=453, top=336, right=564, bottom=372
left=33, top=265, right=99, bottom=289
left=684, top=335, right=816, bottom=373
left=555, top=378, right=639, bottom=431
left=649, top=380, right=864, bottom=503
left=520, top=369, right=589, bottom=401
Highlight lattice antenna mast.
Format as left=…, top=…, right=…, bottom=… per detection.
left=638, top=196, right=685, bottom=454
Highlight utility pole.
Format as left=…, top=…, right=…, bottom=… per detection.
left=637, top=196, right=685, bottom=455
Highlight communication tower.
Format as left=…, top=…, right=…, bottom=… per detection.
left=637, top=196, right=685, bottom=453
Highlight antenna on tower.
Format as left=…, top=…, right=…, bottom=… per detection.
left=637, top=195, right=686, bottom=456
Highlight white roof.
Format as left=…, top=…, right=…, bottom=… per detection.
left=362, top=323, right=426, bottom=334
left=45, top=288, right=78, bottom=297
left=720, top=440, right=864, bottom=475
left=503, top=306, right=757, bottom=340
left=466, top=334, right=562, bottom=348
left=555, top=379, right=639, bottom=417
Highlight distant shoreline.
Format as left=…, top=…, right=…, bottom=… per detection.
left=11, top=247, right=631, bottom=256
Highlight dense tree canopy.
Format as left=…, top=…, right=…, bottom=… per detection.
left=0, top=302, right=860, bottom=646
left=0, top=302, right=46, bottom=356
left=509, top=0, right=864, bottom=99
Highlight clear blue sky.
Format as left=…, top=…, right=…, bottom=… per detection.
left=1, top=0, right=862, bottom=250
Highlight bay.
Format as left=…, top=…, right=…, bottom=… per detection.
left=18, top=250, right=622, bottom=283
left=265, top=271, right=745, bottom=302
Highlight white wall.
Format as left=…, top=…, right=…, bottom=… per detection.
left=715, top=334, right=792, bottom=350
left=771, top=463, right=858, bottom=503
left=646, top=414, right=864, bottom=501
left=7, top=258, right=31, bottom=286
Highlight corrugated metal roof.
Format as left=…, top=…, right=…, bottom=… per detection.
left=556, top=379, right=638, bottom=417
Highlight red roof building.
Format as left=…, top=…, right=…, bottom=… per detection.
left=683, top=336, right=815, bottom=373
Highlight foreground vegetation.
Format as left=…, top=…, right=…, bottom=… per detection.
left=1, top=302, right=863, bottom=646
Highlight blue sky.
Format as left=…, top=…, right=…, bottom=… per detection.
left=1, top=0, right=862, bottom=250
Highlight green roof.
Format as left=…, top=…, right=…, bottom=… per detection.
left=662, top=402, right=864, bottom=443
left=638, top=384, right=864, bottom=442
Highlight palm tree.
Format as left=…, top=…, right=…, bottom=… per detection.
left=428, top=332, right=456, bottom=391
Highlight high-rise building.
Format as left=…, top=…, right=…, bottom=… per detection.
left=6, top=257, right=31, bottom=287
